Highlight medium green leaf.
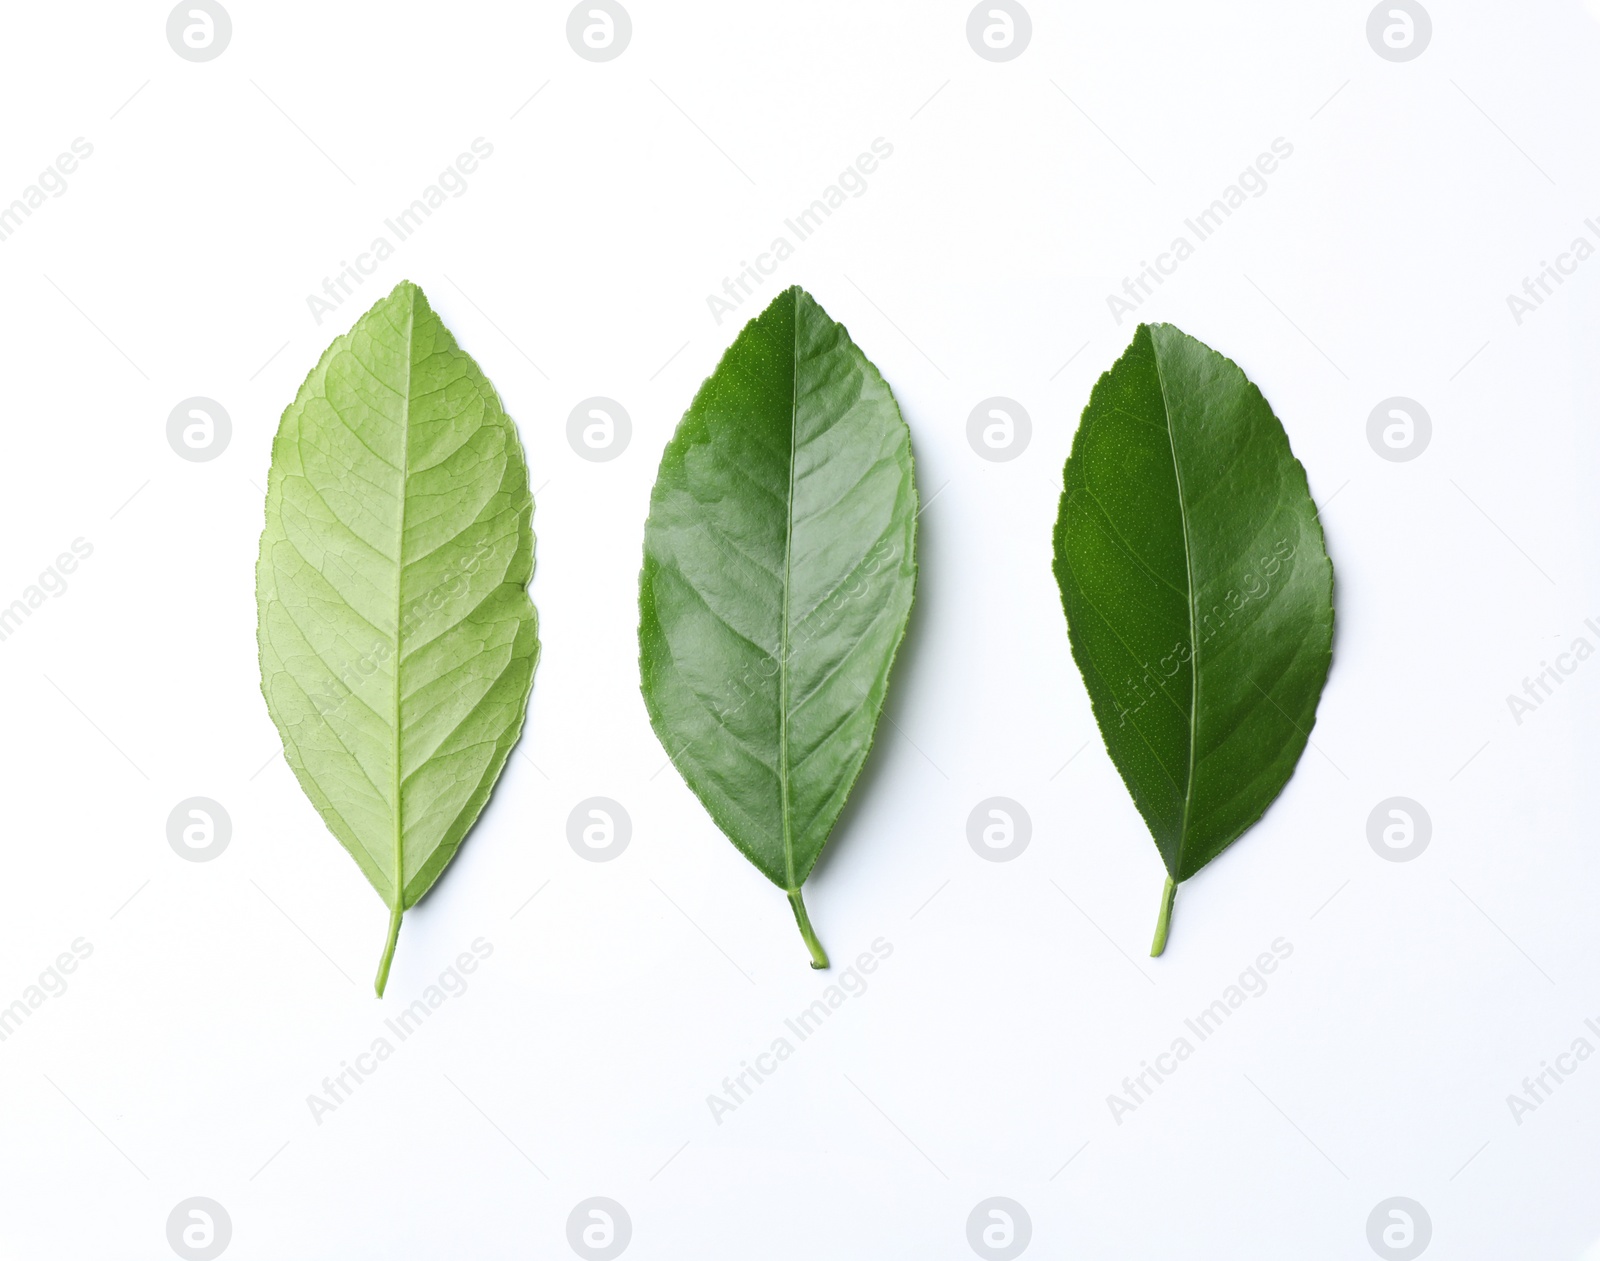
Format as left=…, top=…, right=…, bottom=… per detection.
left=1052, top=323, right=1333, bottom=955
left=639, top=286, right=918, bottom=968
left=256, top=280, right=538, bottom=995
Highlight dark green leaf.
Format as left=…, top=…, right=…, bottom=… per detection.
left=1052, top=323, right=1334, bottom=954
left=639, top=286, right=918, bottom=968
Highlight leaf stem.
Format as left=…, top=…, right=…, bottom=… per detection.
left=1150, top=875, right=1177, bottom=957
left=787, top=889, right=830, bottom=969
left=374, top=902, right=402, bottom=996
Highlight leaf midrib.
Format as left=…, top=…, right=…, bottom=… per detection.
left=1150, top=339, right=1201, bottom=877
left=777, top=289, right=801, bottom=893
left=391, top=289, right=416, bottom=908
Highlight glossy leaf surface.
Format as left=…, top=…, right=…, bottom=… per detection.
left=639, top=286, right=917, bottom=967
left=1052, top=323, right=1333, bottom=953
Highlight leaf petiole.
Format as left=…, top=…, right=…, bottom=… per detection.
left=374, top=902, right=402, bottom=996
left=787, top=889, right=830, bottom=970
left=1150, top=875, right=1177, bottom=957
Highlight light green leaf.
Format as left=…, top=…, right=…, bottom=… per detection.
left=639, top=286, right=918, bottom=968
left=1052, top=323, right=1334, bottom=955
left=256, top=280, right=538, bottom=995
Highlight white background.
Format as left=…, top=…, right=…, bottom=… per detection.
left=0, top=1, right=1597, bottom=1257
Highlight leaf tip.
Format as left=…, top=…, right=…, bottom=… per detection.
left=388, top=277, right=432, bottom=314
